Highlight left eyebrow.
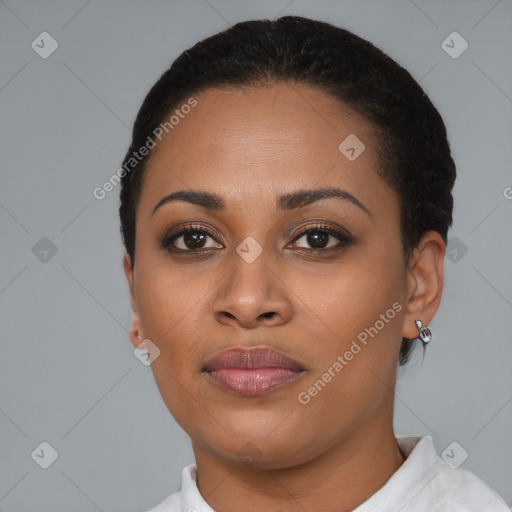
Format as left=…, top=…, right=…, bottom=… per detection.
left=151, top=186, right=371, bottom=217
left=276, top=187, right=371, bottom=216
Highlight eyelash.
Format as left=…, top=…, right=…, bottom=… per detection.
left=159, top=223, right=354, bottom=255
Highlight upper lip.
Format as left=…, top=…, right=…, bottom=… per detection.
left=203, top=346, right=305, bottom=372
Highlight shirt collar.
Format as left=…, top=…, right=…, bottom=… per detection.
left=353, top=435, right=439, bottom=510
left=181, top=463, right=215, bottom=512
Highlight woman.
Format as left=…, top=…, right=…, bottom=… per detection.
left=119, top=15, right=510, bottom=512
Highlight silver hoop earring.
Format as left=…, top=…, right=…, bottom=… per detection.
left=415, top=320, right=431, bottom=344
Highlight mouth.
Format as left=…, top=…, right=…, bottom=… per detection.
left=202, top=346, right=306, bottom=396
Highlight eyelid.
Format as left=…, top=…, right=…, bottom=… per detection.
left=162, top=222, right=225, bottom=242
left=287, top=219, right=354, bottom=243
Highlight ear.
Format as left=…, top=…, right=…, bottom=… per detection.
left=123, top=251, right=144, bottom=348
left=402, top=231, right=446, bottom=340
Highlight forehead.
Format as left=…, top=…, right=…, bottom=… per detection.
left=139, top=82, right=385, bottom=215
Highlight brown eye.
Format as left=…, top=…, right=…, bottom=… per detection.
left=289, top=225, right=354, bottom=252
left=179, top=231, right=209, bottom=250
left=301, top=231, right=330, bottom=249
left=161, top=225, right=223, bottom=253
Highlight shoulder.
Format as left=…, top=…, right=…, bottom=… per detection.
left=428, top=462, right=510, bottom=511
left=396, top=435, right=510, bottom=512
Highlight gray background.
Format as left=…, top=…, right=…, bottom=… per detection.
left=1, top=0, right=511, bottom=510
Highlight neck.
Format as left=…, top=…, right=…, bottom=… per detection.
left=192, top=409, right=405, bottom=512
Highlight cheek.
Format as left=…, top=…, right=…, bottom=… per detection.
left=134, top=260, right=217, bottom=368
left=137, top=246, right=203, bottom=313
left=296, top=287, right=405, bottom=443
left=309, top=247, right=405, bottom=341
left=135, top=264, right=214, bottom=432
left=306, top=245, right=406, bottom=391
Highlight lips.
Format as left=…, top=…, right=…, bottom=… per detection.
left=203, top=346, right=305, bottom=396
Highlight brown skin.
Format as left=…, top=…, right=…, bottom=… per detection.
left=123, top=82, right=445, bottom=512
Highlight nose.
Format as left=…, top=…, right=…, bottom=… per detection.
left=212, top=249, right=293, bottom=329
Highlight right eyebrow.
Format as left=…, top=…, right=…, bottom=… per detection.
left=152, top=190, right=225, bottom=217
left=276, top=187, right=371, bottom=216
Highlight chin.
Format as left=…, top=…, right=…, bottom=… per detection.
left=200, top=427, right=320, bottom=470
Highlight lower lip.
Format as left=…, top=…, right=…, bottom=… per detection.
left=205, top=368, right=304, bottom=396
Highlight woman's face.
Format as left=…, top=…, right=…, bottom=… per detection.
left=124, top=82, right=416, bottom=468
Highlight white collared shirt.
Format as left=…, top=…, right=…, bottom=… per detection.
left=145, top=435, right=511, bottom=511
